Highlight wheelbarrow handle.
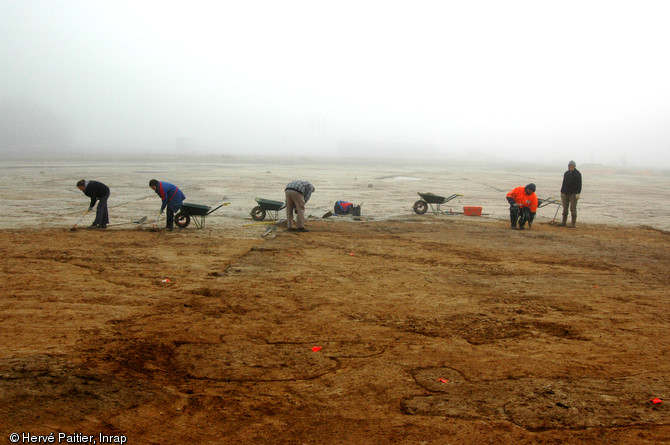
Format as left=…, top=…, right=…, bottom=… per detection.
left=206, top=202, right=231, bottom=215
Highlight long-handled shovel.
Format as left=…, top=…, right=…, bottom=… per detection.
left=151, top=211, right=163, bottom=231
left=552, top=205, right=561, bottom=224
left=70, top=208, right=91, bottom=231
left=242, top=219, right=287, bottom=227
left=106, top=216, right=149, bottom=227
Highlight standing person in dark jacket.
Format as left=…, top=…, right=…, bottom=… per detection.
left=76, top=179, right=110, bottom=229
left=284, top=179, right=315, bottom=232
left=558, top=160, right=582, bottom=228
left=149, top=179, right=186, bottom=231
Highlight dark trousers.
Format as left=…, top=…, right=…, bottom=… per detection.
left=166, top=207, right=175, bottom=228
left=94, top=193, right=110, bottom=226
left=510, top=207, right=531, bottom=227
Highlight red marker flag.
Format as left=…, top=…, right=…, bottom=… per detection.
left=311, top=346, right=322, bottom=352
left=651, top=397, right=663, bottom=404
left=438, top=378, right=449, bottom=383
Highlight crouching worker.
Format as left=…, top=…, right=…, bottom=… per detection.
left=76, top=179, right=110, bottom=229
left=506, top=183, right=538, bottom=230
left=149, top=179, right=185, bottom=231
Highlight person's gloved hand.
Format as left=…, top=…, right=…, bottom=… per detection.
left=575, top=194, right=580, bottom=200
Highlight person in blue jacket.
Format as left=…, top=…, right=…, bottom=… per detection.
left=76, top=179, right=110, bottom=229
left=149, top=179, right=185, bottom=230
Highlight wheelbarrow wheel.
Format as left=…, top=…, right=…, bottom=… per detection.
left=250, top=206, right=266, bottom=221
left=413, top=200, right=428, bottom=214
left=175, top=212, right=190, bottom=228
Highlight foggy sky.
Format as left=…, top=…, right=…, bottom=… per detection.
left=1, top=1, right=669, bottom=167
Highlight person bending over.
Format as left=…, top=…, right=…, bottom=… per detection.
left=284, top=179, right=315, bottom=232
left=149, top=179, right=185, bottom=231
left=76, top=179, right=110, bottom=229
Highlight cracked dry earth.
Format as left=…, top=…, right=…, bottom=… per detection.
left=0, top=218, right=668, bottom=444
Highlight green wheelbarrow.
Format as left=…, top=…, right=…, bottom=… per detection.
left=175, top=202, right=230, bottom=229
left=413, top=192, right=463, bottom=215
left=250, top=198, right=286, bottom=221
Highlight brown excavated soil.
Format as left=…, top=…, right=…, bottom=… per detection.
left=1, top=218, right=669, bottom=444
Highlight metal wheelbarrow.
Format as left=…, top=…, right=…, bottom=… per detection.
left=175, top=202, right=230, bottom=229
left=413, top=192, right=462, bottom=215
left=250, top=198, right=286, bottom=221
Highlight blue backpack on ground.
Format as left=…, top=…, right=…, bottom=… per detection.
left=334, top=201, right=361, bottom=216
left=334, top=201, right=353, bottom=214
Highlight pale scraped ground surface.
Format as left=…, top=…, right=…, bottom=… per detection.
left=1, top=156, right=669, bottom=231
left=1, top=156, right=670, bottom=444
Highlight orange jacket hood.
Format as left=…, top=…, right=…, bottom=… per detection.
left=507, top=186, right=538, bottom=212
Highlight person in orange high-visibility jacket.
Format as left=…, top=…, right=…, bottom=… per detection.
left=506, top=183, right=538, bottom=230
